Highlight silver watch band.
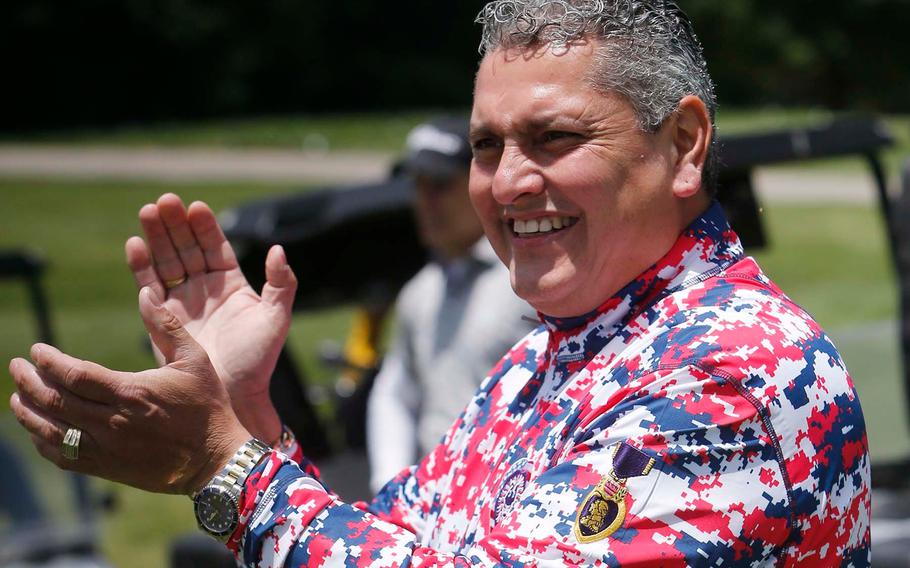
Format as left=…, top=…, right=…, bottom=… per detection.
left=209, top=438, right=272, bottom=496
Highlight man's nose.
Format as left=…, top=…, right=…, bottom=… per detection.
left=491, top=145, right=544, bottom=205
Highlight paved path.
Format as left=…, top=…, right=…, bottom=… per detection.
left=0, top=145, right=394, bottom=185
left=753, top=169, right=890, bottom=205
left=0, top=144, right=894, bottom=204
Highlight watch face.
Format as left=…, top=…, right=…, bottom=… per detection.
left=194, top=487, right=239, bottom=537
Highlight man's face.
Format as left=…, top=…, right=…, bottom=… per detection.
left=413, top=170, right=485, bottom=261
left=469, top=42, right=694, bottom=317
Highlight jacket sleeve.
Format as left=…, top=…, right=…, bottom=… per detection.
left=231, top=443, right=446, bottom=567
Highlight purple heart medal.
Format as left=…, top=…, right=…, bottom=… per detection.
left=574, top=442, right=655, bottom=543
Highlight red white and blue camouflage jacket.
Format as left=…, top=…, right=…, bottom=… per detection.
left=230, top=202, right=870, bottom=567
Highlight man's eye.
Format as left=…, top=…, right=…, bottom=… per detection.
left=542, top=131, right=579, bottom=143
left=471, top=138, right=501, bottom=153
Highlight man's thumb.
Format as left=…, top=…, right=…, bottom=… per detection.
left=261, top=244, right=297, bottom=314
left=138, top=287, right=201, bottom=365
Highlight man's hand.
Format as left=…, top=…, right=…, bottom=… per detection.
left=125, top=193, right=297, bottom=443
left=8, top=287, right=250, bottom=495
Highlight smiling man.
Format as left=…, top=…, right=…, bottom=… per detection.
left=8, top=1, right=869, bottom=566
left=469, top=41, right=712, bottom=317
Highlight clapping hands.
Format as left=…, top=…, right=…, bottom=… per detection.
left=125, top=193, right=298, bottom=442
left=8, top=192, right=298, bottom=493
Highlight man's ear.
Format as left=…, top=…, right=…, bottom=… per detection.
left=670, top=95, right=712, bottom=199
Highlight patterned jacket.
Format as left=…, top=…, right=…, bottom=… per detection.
left=231, top=202, right=870, bottom=567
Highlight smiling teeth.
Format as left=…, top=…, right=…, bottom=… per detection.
left=514, top=216, right=575, bottom=235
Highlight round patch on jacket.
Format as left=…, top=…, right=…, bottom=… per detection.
left=492, top=459, right=530, bottom=526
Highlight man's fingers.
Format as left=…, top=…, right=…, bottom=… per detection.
left=137, top=287, right=206, bottom=367
left=261, top=245, right=298, bottom=311
left=125, top=236, right=166, bottom=299
left=187, top=201, right=239, bottom=272
left=10, top=393, right=99, bottom=471
left=29, top=344, right=121, bottom=405
left=12, top=392, right=70, bottom=448
left=157, top=194, right=207, bottom=277
left=139, top=203, right=186, bottom=283
left=10, top=357, right=108, bottom=428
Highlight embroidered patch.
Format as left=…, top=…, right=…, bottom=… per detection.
left=575, top=442, right=655, bottom=543
left=492, top=458, right=530, bottom=526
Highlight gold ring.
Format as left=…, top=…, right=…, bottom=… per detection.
left=164, top=275, right=187, bottom=289
left=61, top=427, right=82, bottom=461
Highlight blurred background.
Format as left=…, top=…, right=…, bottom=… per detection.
left=2, top=0, right=910, bottom=566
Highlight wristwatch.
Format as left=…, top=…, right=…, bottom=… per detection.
left=192, top=438, right=271, bottom=541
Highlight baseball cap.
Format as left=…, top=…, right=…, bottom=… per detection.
left=398, top=116, right=473, bottom=178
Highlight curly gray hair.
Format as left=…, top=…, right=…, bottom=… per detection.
left=476, top=0, right=718, bottom=193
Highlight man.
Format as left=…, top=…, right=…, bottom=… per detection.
left=8, top=1, right=870, bottom=565
left=367, top=117, right=535, bottom=493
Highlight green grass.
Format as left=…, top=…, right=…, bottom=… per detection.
left=0, top=179, right=905, bottom=564
left=750, top=205, right=897, bottom=327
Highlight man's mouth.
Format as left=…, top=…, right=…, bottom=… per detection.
left=511, top=216, right=579, bottom=237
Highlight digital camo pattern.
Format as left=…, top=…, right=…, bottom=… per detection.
left=233, top=202, right=870, bottom=566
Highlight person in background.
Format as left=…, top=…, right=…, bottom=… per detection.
left=366, top=117, right=536, bottom=493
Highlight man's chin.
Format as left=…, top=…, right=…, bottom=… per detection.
left=510, top=269, right=583, bottom=317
